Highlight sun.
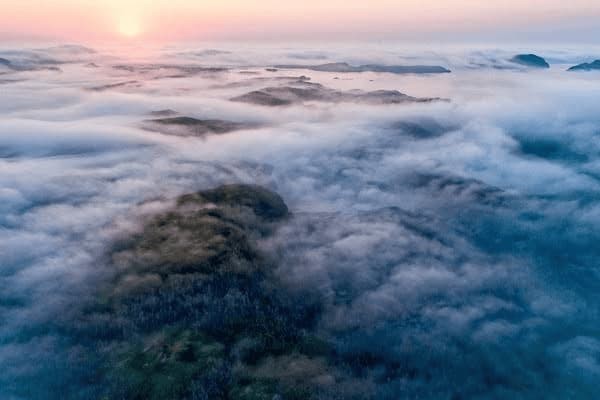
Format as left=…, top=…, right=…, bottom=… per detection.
left=118, top=16, right=142, bottom=38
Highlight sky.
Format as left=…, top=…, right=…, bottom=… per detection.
left=1, top=0, right=600, bottom=43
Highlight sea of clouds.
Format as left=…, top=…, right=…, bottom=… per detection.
left=1, top=42, right=600, bottom=399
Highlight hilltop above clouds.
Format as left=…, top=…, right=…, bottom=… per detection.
left=1, top=43, right=600, bottom=399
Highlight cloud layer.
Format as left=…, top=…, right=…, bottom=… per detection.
left=1, top=44, right=600, bottom=399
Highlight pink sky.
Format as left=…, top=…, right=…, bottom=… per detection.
left=1, top=0, right=599, bottom=42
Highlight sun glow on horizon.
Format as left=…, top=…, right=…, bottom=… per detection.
left=117, top=16, right=142, bottom=38
left=1, top=0, right=600, bottom=42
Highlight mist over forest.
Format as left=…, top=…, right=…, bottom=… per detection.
left=1, top=43, right=600, bottom=399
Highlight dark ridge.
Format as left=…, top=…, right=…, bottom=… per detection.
left=517, top=138, right=589, bottom=163
left=0, top=79, right=26, bottom=85
left=231, top=90, right=295, bottom=106
left=568, top=60, right=600, bottom=71
left=87, top=80, right=140, bottom=91
left=142, top=116, right=257, bottom=137
left=231, top=80, right=444, bottom=106
left=357, top=89, right=442, bottom=104
left=404, top=172, right=506, bottom=206
left=389, top=119, right=449, bottom=139
left=148, top=109, right=179, bottom=117
left=0, top=56, right=62, bottom=72
left=43, top=44, right=96, bottom=54
left=210, top=75, right=311, bottom=90
left=510, top=54, right=550, bottom=68
left=112, top=63, right=228, bottom=75
left=274, top=62, right=451, bottom=74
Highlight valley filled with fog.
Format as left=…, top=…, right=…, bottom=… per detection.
left=1, top=43, right=600, bottom=399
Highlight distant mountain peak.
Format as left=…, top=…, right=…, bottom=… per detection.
left=510, top=54, right=550, bottom=68
left=568, top=60, right=600, bottom=71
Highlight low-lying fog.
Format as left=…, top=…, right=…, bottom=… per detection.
left=1, top=42, right=600, bottom=399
